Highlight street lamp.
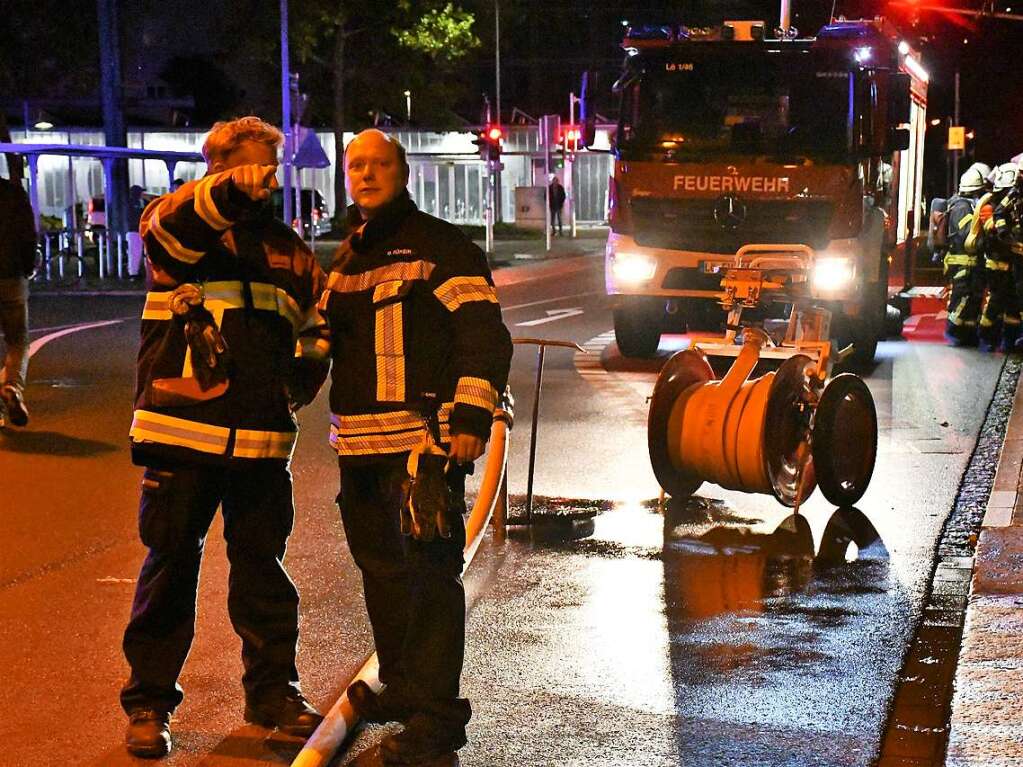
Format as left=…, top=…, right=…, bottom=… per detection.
left=404, top=90, right=412, bottom=123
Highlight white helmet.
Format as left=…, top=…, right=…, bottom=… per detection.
left=959, top=166, right=987, bottom=194
left=968, top=162, right=992, bottom=180
left=993, top=162, right=1020, bottom=192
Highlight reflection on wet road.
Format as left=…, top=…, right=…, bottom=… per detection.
left=458, top=499, right=905, bottom=767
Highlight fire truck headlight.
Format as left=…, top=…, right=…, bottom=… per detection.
left=813, top=257, right=856, bottom=292
left=611, top=253, right=657, bottom=284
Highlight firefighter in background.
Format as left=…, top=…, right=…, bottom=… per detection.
left=995, top=161, right=1023, bottom=350
left=977, top=163, right=1022, bottom=352
left=944, top=165, right=990, bottom=345
left=120, top=117, right=329, bottom=758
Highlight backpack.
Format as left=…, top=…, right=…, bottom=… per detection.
left=928, top=197, right=949, bottom=254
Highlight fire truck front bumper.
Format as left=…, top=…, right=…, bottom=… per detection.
left=605, top=232, right=864, bottom=304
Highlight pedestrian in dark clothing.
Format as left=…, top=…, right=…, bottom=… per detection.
left=320, top=129, right=513, bottom=766
left=120, top=116, right=329, bottom=758
left=549, top=175, right=567, bottom=236
left=0, top=175, right=37, bottom=427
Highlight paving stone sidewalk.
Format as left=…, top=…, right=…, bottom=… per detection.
left=947, top=374, right=1023, bottom=765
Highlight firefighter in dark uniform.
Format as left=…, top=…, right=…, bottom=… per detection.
left=121, top=117, right=329, bottom=758
left=318, top=129, right=513, bottom=766
left=944, top=165, right=989, bottom=345
left=998, top=161, right=1023, bottom=353
left=978, top=163, right=1022, bottom=351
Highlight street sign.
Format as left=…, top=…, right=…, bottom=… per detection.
left=948, top=126, right=966, bottom=151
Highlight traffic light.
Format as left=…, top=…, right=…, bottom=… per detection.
left=485, top=124, right=503, bottom=163
left=560, top=125, right=581, bottom=159
left=474, top=124, right=503, bottom=164
left=473, top=130, right=491, bottom=162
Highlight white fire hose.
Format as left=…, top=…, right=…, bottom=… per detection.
left=291, top=406, right=512, bottom=767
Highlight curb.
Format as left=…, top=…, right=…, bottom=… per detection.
left=947, top=360, right=1023, bottom=764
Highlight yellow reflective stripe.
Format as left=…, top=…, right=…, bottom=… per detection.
left=233, top=428, right=297, bottom=459
left=374, top=301, right=405, bottom=402
left=454, top=376, right=499, bottom=412
left=944, top=255, right=976, bottom=267
left=329, top=409, right=453, bottom=456
left=146, top=202, right=205, bottom=264
left=1006, top=316, right=1022, bottom=326
left=140, top=282, right=303, bottom=331
left=958, top=214, right=974, bottom=230
left=296, top=336, right=331, bottom=360
left=433, top=276, right=499, bottom=312
left=986, top=259, right=1013, bottom=271
left=327, top=261, right=434, bottom=293
left=129, top=409, right=230, bottom=454
left=193, top=175, right=232, bottom=231
left=332, top=404, right=453, bottom=435
left=142, top=293, right=172, bottom=320
left=373, top=280, right=404, bottom=303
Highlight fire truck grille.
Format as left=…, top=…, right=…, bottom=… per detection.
left=631, top=198, right=834, bottom=254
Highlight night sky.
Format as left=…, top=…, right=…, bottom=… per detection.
left=4, top=0, right=1020, bottom=171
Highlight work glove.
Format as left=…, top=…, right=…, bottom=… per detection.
left=400, top=447, right=453, bottom=542
left=169, top=284, right=231, bottom=391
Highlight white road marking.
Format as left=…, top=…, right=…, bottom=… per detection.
left=515, top=307, right=585, bottom=327
left=572, top=330, right=651, bottom=421
left=28, top=319, right=126, bottom=359
left=502, top=291, right=598, bottom=312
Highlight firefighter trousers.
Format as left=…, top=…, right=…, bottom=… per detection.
left=121, top=460, right=301, bottom=714
left=980, top=260, right=1021, bottom=347
left=337, top=458, right=472, bottom=737
left=945, top=257, right=985, bottom=341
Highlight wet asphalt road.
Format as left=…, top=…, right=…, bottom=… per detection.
left=0, top=254, right=1006, bottom=766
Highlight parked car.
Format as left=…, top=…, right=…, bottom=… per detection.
left=270, top=188, right=331, bottom=238
left=86, top=193, right=158, bottom=234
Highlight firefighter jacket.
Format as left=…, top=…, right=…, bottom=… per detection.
left=994, top=191, right=1023, bottom=259
left=944, top=195, right=980, bottom=276
left=129, top=171, right=328, bottom=467
left=318, top=191, right=513, bottom=463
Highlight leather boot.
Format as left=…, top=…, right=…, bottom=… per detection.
left=244, top=690, right=323, bottom=738
left=125, top=709, right=172, bottom=758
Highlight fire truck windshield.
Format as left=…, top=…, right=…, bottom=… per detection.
left=617, top=50, right=852, bottom=162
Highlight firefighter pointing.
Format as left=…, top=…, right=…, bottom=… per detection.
left=120, top=117, right=329, bottom=757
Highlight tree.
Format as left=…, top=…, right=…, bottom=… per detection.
left=227, top=0, right=482, bottom=226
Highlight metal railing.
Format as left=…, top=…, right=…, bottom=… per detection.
left=34, top=228, right=140, bottom=284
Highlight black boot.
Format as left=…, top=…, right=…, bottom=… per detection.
left=125, top=709, right=172, bottom=759
left=244, top=690, right=323, bottom=737
left=380, top=714, right=466, bottom=766
left=348, top=680, right=409, bottom=724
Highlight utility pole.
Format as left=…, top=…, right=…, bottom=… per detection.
left=568, top=92, right=578, bottom=238
left=493, top=0, right=503, bottom=222
left=280, top=0, right=294, bottom=228
left=97, top=0, right=127, bottom=236
left=953, top=70, right=960, bottom=186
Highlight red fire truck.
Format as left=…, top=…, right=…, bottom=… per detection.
left=596, top=18, right=929, bottom=362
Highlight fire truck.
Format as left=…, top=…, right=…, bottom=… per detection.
left=595, top=17, right=929, bottom=362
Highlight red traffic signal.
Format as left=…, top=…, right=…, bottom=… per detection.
left=560, top=125, right=581, bottom=154
left=486, top=125, right=503, bottom=142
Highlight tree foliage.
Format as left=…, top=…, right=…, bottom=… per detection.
left=393, top=2, right=481, bottom=61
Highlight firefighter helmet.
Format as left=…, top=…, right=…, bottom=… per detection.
left=994, top=163, right=1020, bottom=192
left=959, top=166, right=987, bottom=194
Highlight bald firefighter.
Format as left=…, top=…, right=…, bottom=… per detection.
left=319, top=129, right=513, bottom=766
